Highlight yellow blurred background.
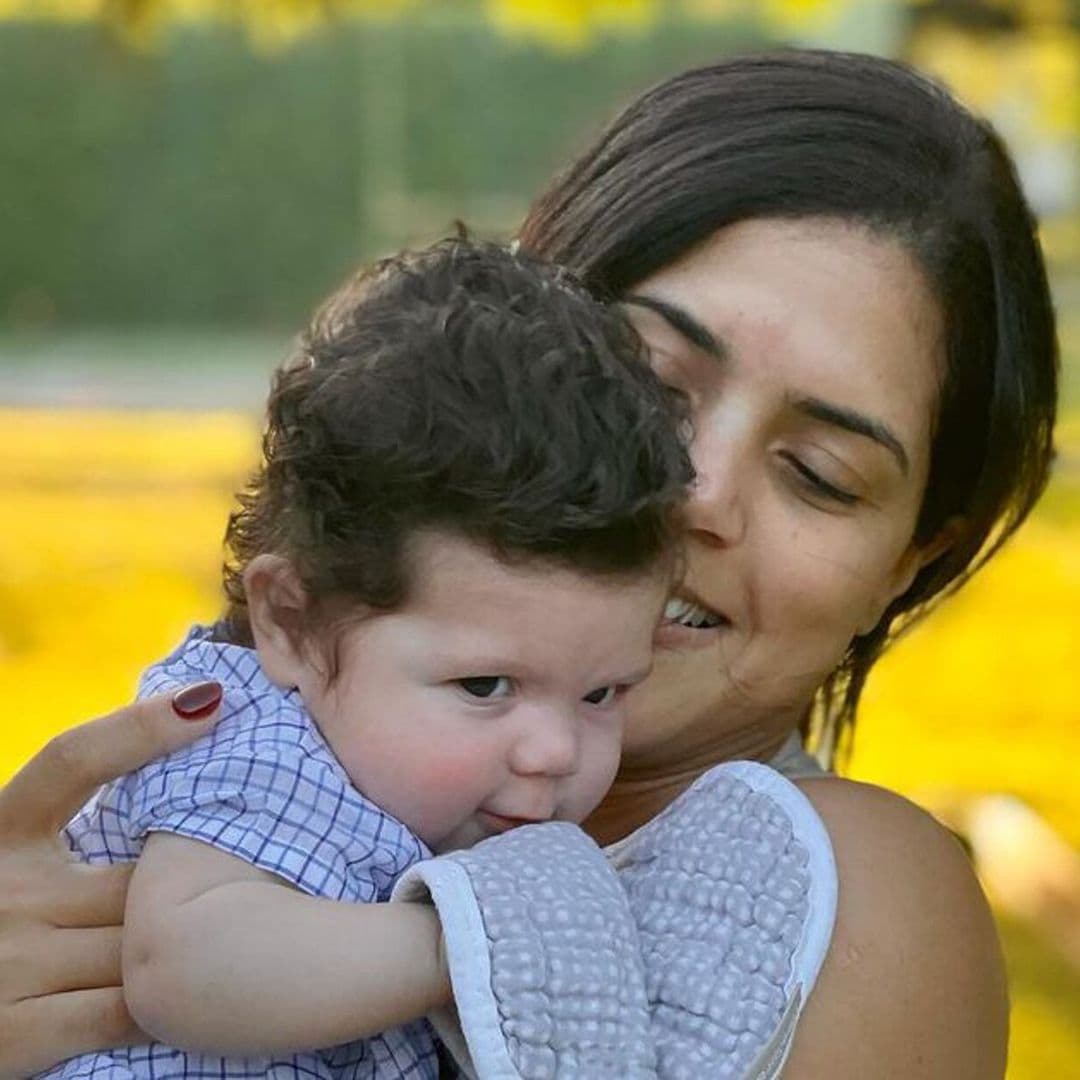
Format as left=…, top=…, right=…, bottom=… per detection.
left=1, top=1, right=1078, bottom=1075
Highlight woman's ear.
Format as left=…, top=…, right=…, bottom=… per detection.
left=243, top=554, right=311, bottom=689
left=856, top=517, right=966, bottom=637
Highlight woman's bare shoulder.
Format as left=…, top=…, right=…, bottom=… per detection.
left=784, top=775, right=1008, bottom=1079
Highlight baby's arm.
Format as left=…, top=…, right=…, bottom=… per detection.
left=123, top=831, right=451, bottom=1055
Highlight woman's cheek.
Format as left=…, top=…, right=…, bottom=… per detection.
left=749, top=531, right=873, bottom=685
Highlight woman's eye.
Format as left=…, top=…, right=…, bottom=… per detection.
left=649, top=353, right=695, bottom=399
left=781, top=452, right=859, bottom=507
left=582, top=685, right=619, bottom=707
left=457, top=676, right=513, bottom=700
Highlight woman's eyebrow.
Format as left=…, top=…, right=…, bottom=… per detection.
left=621, top=294, right=726, bottom=360
left=793, top=396, right=910, bottom=475
left=622, top=293, right=909, bottom=474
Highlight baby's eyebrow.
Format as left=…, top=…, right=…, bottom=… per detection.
left=621, top=294, right=727, bottom=361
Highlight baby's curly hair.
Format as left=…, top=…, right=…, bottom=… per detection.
left=222, top=238, right=693, bottom=643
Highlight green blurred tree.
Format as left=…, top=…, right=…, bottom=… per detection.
left=2, top=0, right=879, bottom=49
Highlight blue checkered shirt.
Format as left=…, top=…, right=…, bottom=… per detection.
left=43, top=625, right=439, bottom=1080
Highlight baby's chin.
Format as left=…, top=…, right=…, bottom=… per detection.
left=425, top=818, right=493, bottom=855
left=424, top=832, right=465, bottom=856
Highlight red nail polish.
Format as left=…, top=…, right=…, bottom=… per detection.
left=171, top=681, right=223, bottom=720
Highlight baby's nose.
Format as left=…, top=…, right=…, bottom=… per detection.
left=508, top=707, right=579, bottom=778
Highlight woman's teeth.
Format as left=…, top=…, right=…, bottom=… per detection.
left=664, top=597, right=726, bottom=629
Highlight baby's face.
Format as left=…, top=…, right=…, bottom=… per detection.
left=299, top=531, right=667, bottom=853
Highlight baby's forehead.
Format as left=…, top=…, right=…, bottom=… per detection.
left=377, top=535, right=658, bottom=661
left=401, top=529, right=668, bottom=608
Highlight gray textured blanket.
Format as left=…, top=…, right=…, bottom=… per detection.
left=393, top=760, right=837, bottom=1079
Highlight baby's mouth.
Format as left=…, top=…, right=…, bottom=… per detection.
left=477, top=810, right=548, bottom=834
left=663, top=596, right=729, bottom=630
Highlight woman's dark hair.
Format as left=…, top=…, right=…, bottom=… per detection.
left=222, top=238, right=692, bottom=644
left=520, top=49, right=1058, bottom=764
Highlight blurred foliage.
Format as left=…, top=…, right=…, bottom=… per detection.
left=0, top=0, right=883, bottom=49
left=0, top=15, right=771, bottom=329
left=996, top=913, right=1080, bottom=1076
left=909, top=9, right=1080, bottom=259
left=6, top=1, right=1080, bottom=325
left=911, top=23, right=1079, bottom=136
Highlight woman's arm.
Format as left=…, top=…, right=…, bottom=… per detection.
left=786, top=777, right=1008, bottom=1080
left=123, top=832, right=451, bottom=1055
left=0, top=688, right=222, bottom=1077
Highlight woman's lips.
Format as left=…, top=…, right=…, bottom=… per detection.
left=663, top=596, right=726, bottom=628
left=655, top=595, right=731, bottom=651
left=653, top=620, right=726, bottom=650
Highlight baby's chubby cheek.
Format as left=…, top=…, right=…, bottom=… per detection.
left=320, top=719, right=488, bottom=836
left=397, top=749, right=492, bottom=819
left=383, top=750, right=496, bottom=851
left=417, top=752, right=487, bottom=797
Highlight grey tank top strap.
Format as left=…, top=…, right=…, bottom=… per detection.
left=768, top=730, right=829, bottom=781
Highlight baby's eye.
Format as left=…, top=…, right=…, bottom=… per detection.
left=457, top=676, right=513, bottom=700
left=582, top=685, right=619, bottom=707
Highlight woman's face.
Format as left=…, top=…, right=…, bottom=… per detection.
left=620, top=218, right=945, bottom=770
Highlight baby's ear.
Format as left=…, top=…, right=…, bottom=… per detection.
left=243, top=554, right=311, bottom=689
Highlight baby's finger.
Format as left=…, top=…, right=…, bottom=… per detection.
left=0, top=684, right=222, bottom=840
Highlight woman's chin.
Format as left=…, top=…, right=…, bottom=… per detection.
left=628, top=630, right=810, bottom=760
left=623, top=641, right=734, bottom=759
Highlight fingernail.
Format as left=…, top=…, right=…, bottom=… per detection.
left=171, top=681, right=223, bottom=720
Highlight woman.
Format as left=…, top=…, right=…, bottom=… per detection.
left=0, top=49, right=1057, bottom=1078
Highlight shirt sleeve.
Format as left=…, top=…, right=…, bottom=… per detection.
left=107, top=635, right=429, bottom=901
left=126, top=710, right=423, bottom=906
left=122, top=709, right=387, bottom=899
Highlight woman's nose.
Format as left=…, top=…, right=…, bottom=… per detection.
left=509, top=709, right=579, bottom=778
left=682, top=425, right=747, bottom=547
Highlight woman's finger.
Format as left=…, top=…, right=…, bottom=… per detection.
left=46, top=862, right=134, bottom=929
left=0, top=987, right=143, bottom=1077
left=0, top=683, right=222, bottom=840
left=1, top=852, right=131, bottom=929
left=0, top=926, right=122, bottom=1001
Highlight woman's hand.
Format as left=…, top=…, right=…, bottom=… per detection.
left=0, top=684, right=221, bottom=1077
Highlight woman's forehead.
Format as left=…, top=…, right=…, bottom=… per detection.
left=638, top=218, right=939, bottom=325
left=627, top=218, right=944, bottom=458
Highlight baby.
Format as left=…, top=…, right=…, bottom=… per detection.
left=48, top=239, right=692, bottom=1078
